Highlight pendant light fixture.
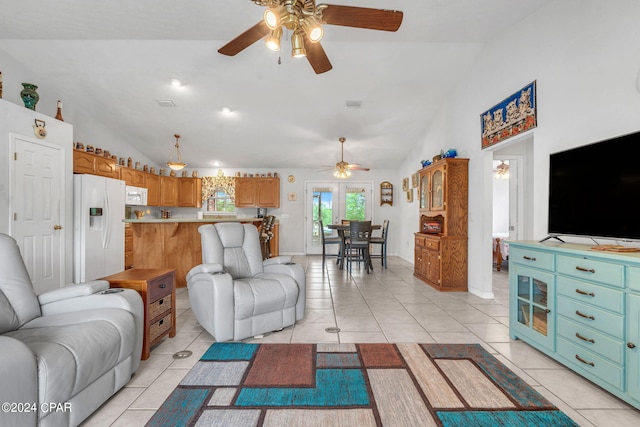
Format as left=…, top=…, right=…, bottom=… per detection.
left=167, top=134, right=186, bottom=171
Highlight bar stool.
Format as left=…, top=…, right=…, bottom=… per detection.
left=259, top=215, right=275, bottom=260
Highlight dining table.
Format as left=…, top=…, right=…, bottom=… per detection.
left=327, top=223, right=381, bottom=270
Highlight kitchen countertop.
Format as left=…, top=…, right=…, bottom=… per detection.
left=124, top=217, right=268, bottom=223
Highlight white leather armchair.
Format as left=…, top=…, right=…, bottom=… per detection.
left=0, top=233, right=143, bottom=427
left=186, top=223, right=306, bottom=342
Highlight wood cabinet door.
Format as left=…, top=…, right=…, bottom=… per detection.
left=430, top=167, right=445, bottom=211
left=426, top=250, right=441, bottom=284
left=179, top=178, right=202, bottom=207
left=119, top=167, right=137, bottom=186
left=94, top=156, right=118, bottom=178
left=160, top=176, right=179, bottom=206
left=256, top=178, right=280, bottom=207
left=146, top=174, right=161, bottom=206
left=73, top=150, right=95, bottom=174
left=234, top=178, right=257, bottom=207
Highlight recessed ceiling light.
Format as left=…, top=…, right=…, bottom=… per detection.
left=170, top=78, right=183, bottom=87
left=221, top=106, right=232, bottom=114
left=210, top=160, right=222, bottom=167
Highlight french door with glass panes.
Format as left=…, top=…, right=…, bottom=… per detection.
left=305, top=181, right=373, bottom=254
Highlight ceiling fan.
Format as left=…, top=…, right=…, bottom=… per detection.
left=218, top=0, right=403, bottom=74
left=318, top=137, right=370, bottom=178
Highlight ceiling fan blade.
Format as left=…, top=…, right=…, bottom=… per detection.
left=218, top=21, right=269, bottom=56
left=305, top=38, right=333, bottom=74
left=348, top=166, right=370, bottom=171
left=321, top=5, right=403, bottom=32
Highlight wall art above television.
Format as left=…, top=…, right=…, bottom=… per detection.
left=481, top=81, right=537, bottom=149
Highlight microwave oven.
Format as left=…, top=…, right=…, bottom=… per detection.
left=125, top=186, right=148, bottom=206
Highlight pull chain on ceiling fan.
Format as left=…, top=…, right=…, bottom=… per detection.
left=218, top=0, right=403, bottom=74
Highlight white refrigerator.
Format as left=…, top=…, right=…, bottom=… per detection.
left=74, top=174, right=126, bottom=283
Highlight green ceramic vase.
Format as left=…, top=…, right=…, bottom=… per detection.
left=20, top=83, right=39, bottom=110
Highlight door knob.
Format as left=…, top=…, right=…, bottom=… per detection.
left=53, top=225, right=62, bottom=230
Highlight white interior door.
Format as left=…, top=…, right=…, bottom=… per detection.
left=305, top=181, right=373, bottom=254
left=11, top=134, right=64, bottom=294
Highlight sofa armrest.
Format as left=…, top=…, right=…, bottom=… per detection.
left=186, top=263, right=224, bottom=282
left=263, top=255, right=292, bottom=266
left=39, top=290, right=145, bottom=371
left=0, top=337, right=38, bottom=427
left=37, top=280, right=109, bottom=305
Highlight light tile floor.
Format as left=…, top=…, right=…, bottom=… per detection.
left=82, top=256, right=640, bottom=426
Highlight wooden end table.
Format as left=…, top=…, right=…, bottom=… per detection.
left=102, top=269, right=176, bottom=360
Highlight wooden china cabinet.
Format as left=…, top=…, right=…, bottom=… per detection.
left=414, top=158, right=469, bottom=291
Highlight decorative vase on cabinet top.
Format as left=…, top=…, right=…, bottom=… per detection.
left=20, top=83, right=39, bottom=110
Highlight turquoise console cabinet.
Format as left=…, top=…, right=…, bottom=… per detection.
left=509, top=241, right=640, bottom=409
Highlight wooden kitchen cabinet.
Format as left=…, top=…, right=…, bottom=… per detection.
left=235, top=177, right=280, bottom=208
left=160, top=176, right=179, bottom=206
left=146, top=174, right=161, bottom=206
left=414, top=158, right=468, bottom=291
left=179, top=177, right=202, bottom=208
left=131, top=220, right=279, bottom=288
left=103, top=269, right=176, bottom=360
left=73, top=150, right=118, bottom=179
left=124, top=222, right=133, bottom=269
left=118, top=166, right=145, bottom=187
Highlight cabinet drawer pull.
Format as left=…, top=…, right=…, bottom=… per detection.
left=575, top=310, right=595, bottom=320
left=523, top=256, right=537, bottom=261
left=628, top=342, right=637, bottom=349
left=575, top=288, right=595, bottom=297
left=158, top=319, right=164, bottom=326
left=575, top=266, right=596, bottom=274
left=158, top=299, right=164, bottom=305
left=575, top=332, right=595, bottom=343
left=159, top=283, right=167, bottom=289
left=575, top=354, right=595, bottom=367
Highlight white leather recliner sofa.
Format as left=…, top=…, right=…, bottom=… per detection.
left=186, top=223, right=306, bottom=342
left=0, top=233, right=144, bottom=427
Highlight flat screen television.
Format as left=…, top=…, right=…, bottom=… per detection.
left=548, top=130, right=640, bottom=241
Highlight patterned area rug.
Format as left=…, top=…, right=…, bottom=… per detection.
left=147, top=343, right=578, bottom=427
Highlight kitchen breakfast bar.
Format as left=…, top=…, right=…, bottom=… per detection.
left=124, top=218, right=278, bottom=288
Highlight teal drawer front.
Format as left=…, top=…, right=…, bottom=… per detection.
left=557, top=255, right=624, bottom=288
left=510, top=246, right=554, bottom=271
left=557, top=276, right=624, bottom=314
left=629, top=266, right=640, bottom=292
left=557, top=336, right=623, bottom=390
left=557, top=316, right=624, bottom=365
left=557, top=296, right=623, bottom=339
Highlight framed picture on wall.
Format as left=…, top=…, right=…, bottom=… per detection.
left=402, top=177, right=409, bottom=191
left=411, top=173, right=419, bottom=188
left=406, top=189, right=413, bottom=203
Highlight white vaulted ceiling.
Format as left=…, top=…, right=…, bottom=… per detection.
left=0, top=0, right=552, bottom=170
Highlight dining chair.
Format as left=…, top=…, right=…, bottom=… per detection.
left=344, top=220, right=372, bottom=274
left=259, top=215, right=275, bottom=259
left=319, top=219, right=342, bottom=268
left=369, top=219, right=390, bottom=268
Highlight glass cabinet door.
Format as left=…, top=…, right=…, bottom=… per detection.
left=420, top=173, right=428, bottom=209
left=431, top=169, right=444, bottom=210
left=512, top=266, right=555, bottom=350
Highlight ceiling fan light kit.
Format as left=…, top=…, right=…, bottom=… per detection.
left=219, top=1, right=403, bottom=74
